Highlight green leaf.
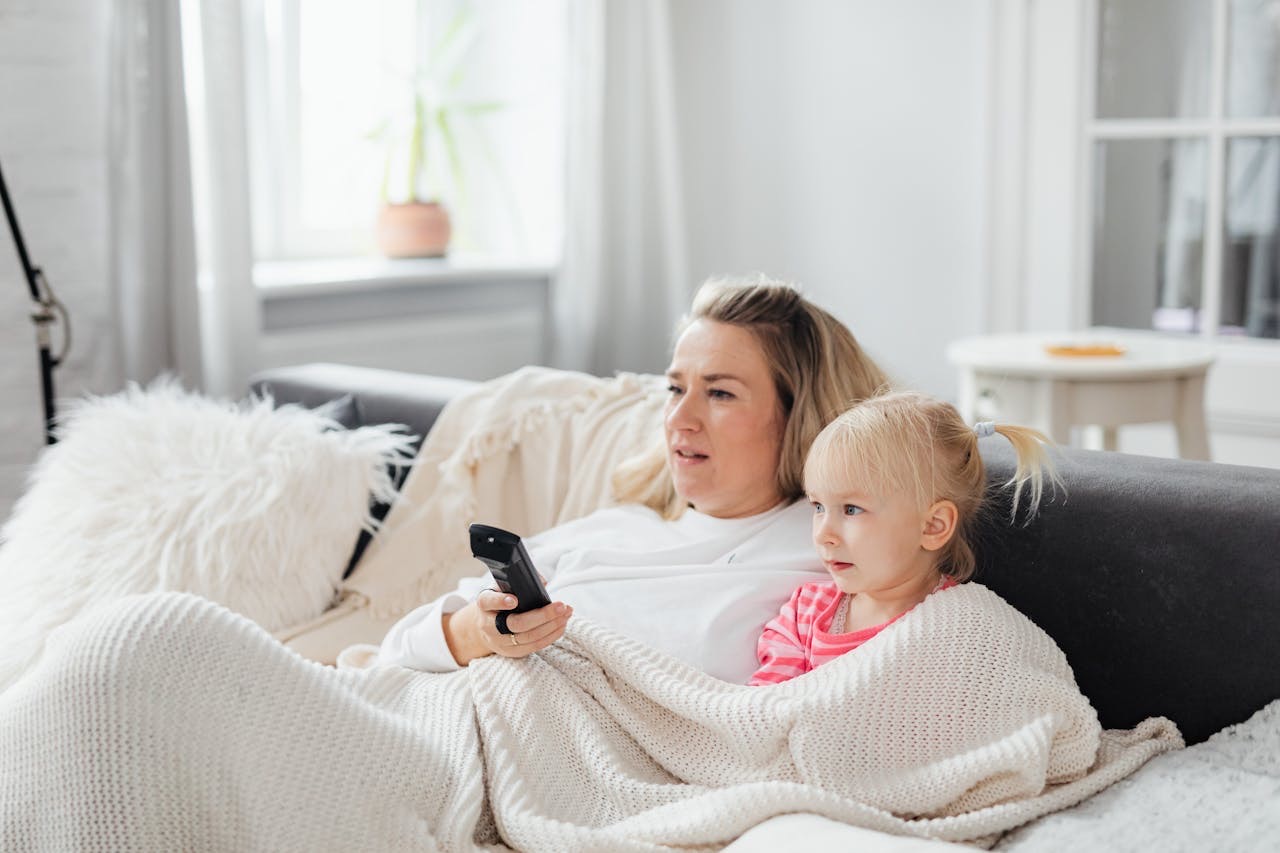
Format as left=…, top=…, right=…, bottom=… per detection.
left=408, top=92, right=428, bottom=200
left=426, top=8, right=477, bottom=82
left=437, top=107, right=466, bottom=210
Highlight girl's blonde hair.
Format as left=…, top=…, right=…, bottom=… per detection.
left=612, top=274, right=891, bottom=519
left=804, top=391, right=1062, bottom=582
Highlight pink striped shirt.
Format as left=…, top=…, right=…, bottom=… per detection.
left=748, top=578, right=957, bottom=686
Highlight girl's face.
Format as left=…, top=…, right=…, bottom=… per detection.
left=807, top=477, right=944, bottom=598
left=664, top=319, right=786, bottom=519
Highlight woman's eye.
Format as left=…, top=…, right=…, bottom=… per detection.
left=667, top=384, right=684, bottom=396
left=708, top=388, right=735, bottom=400
left=843, top=505, right=864, bottom=516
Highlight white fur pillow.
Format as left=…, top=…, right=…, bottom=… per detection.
left=0, top=380, right=415, bottom=691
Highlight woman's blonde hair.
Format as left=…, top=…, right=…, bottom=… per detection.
left=804, top=391, right=1062, bottom=582
left=612, top=274, right=891, bottom=518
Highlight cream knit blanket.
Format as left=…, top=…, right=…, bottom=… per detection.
left=0, top=584, right=1180, bottom=850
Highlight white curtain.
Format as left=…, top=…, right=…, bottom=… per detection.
left=108, top=0, right=199, bottom=387
left=556, top=0, right=690, bottom=376
left=107, top=0, right=259, bottom=397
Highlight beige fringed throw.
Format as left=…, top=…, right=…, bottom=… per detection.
left=0, top=584, right=1180, bottom=851
left=276, top=367, right=669, bottom=663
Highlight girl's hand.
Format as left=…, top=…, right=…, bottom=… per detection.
left=442, top=591, right=573, bottom=666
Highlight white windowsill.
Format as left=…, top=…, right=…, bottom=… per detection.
left=254, top=255, right=557, bottom=299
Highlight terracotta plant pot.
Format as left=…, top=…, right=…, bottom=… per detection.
left=375, top=201, right=452, bottom=258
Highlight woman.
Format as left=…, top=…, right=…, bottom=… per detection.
left=377, top=275, right=890, bottom=683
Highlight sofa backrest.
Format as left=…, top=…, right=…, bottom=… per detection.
left=252, top=363, right=1280, bottom=745
left=976, top=440, right=1280, bottom=744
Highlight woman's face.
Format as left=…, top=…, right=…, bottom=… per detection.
left=664, top=319, right=786, bottom=519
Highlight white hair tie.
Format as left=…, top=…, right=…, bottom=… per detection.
left=973, top=421, right=996, bottom=438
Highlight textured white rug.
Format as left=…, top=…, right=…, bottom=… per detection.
left=995, top=699, right=1280, bottom=851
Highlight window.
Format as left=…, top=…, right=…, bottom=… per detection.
left=243, top=0, right=566, bottom=263
left=1084, top=0, right=1280, bottom=339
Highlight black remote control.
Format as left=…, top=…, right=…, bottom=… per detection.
left=468, top=523, right=552, bottom=613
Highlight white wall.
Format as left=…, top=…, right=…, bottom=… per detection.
left=0, top=0, right=996, bottom=523
left=670, top=0, right=991, bottom=398
left=0, top=0, right=116, bottom=522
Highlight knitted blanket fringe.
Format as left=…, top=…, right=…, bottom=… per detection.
left=1, top=585, right=1181, bottom=851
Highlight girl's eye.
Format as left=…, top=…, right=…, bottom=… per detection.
left=810, top=501, right=825, bottom=514
left=843, top=505, right=864, bottom=516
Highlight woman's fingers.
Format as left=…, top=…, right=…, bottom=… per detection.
left=472, top=593, right=572, bottom=658
left=475, top=589, right=517, bottom=615
left=503, top=601, right=569, bottom=636
left=513, top=604, right=571, bottom=645
left=491, top=603, right=572, bottom=658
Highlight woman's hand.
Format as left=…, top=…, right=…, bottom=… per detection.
left=442, top=590, right=573, bottom=667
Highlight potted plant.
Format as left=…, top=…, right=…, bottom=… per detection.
left=370, top=3, right=500, bottom=259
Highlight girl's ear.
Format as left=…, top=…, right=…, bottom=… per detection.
left=920, top=500, right=958, bottom=552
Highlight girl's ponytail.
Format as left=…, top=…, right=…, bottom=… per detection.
left=983, top=422, right=1063, bottom=521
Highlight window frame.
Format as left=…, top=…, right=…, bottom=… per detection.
left=245, top=0, right=380, bottom=261
left=1074, top=0, right=1280, bottom=339
left=241, top=0, right=568, bottom=265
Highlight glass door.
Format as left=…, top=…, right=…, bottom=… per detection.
left=1085, top=0, right=1280, bottom=339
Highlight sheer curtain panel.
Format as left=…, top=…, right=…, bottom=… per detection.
left=108, top=0, right=260, bottom=397
left=557, top=0, right=690, bottom=376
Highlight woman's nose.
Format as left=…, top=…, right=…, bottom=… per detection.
left=666, top=392, right=702, bottom=431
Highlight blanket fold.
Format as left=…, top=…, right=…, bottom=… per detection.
left=1, top=584, right=1180, bottom=851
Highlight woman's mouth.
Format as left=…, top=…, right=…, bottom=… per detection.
left=672, top=449, right=708, bottom=465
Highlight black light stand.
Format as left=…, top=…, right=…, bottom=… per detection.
left=0, top=158, right=70, bottom=445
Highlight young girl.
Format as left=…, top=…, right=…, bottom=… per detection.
left=748, top=390, right=1059, bottom=686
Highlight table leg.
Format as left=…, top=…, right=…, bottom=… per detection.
left=1033, top=380, right=1073, bottom=445
left=1101, top=427, right=1119, bottom=451
left=1175, top=374, right=1211, bottom=461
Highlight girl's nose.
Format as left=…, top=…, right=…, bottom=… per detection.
left=813, top=514, right=838, bottom=546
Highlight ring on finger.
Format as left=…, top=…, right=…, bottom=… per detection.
left=509, top=634, right=519, bottom=647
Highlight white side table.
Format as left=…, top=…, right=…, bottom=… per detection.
left=946, top=332, right=1217, bottom=460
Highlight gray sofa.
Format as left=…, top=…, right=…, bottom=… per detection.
left=251, top=362, right=1280, bottom=748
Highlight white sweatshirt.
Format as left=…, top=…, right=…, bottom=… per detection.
left=376, top=500, right=827, bottom=684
